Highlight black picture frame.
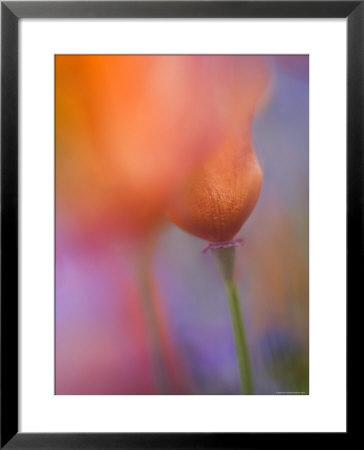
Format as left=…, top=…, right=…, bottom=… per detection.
left=1, top=1, right=357, bottom=448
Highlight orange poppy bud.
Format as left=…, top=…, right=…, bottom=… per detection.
left=166, top=129, right=263, bottom=243
left=165, top=56, right=270, bottom=243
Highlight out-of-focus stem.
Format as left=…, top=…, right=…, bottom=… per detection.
left=213, top=247, right=254, bottom=395
left=139, top=246, right=172, bottom=394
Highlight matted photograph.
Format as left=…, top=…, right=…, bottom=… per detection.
left=55, top=54, right=309, bottom=395
left=55, top=55, right=309, bottom=395
left=2, top=0, right=355, bottom=444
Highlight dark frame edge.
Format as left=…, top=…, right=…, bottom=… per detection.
left=347, top=0, right=363, bottom=438
left=2, top=1, right=362, bottom=19
left=1, top=2, right=19, bottom=449
left=0, top=431, right=353, bottom=449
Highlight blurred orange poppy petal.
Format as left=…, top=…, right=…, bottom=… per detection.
left=56, top=56, right=223, bottom=240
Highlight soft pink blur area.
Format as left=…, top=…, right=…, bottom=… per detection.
left=56, top=55, right=308, bottom=395
left=56, top=230, right=194, bottom=395
left=56, top=235, right=153, bottom=394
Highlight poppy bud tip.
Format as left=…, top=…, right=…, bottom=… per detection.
left=202, top=238, right=244, bottom=254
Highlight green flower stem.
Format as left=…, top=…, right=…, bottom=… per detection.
left=213, top=247, right=254, bottom=395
